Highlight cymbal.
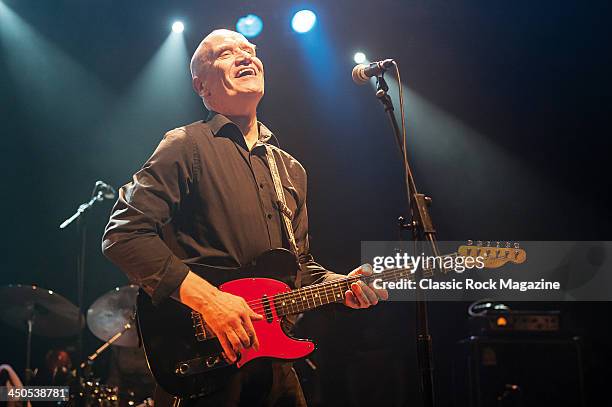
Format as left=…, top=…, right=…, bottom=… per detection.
left=0, top=284, right=83, bottom=337
left=87, top=285, right=139, bottom=347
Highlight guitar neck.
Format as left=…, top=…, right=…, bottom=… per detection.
left=273, top=253, right=455, bottom=317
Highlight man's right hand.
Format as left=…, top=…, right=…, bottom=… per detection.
left=178, top=271, right=263, bottom=363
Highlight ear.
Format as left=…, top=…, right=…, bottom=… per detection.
left=192, top=76, right=206, bottom=96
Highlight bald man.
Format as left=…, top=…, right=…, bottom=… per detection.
left=102, top=29, right=387, bottom=406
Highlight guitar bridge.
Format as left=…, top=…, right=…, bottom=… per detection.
left=191, top=311, right=214, bottom=341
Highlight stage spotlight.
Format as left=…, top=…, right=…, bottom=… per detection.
left=236, top=14, right=263, bottom=38
left=291, top=10, right=316, bottom=33
left=172, top=21, right=184, bottom=33
left=353, top=52, right=367, bottom=64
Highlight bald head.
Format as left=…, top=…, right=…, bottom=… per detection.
left=190, top=29, right=248, bottom=79
left=190, top=29, right=264, bottom=115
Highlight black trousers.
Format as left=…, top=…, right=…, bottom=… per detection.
left=154, top=361, right=307, bottom=407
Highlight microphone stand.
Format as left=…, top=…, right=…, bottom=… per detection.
left=79, top=320, right=134, bottom=372
left=373, top=70, right=440, bottom=407
left=59, top=182, right=115, bottom=362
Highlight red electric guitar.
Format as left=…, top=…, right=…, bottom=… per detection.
left=136, top=243, right=526, bottom=398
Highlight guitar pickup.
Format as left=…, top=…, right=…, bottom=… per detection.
left=261, top=295, right=273, bottom=323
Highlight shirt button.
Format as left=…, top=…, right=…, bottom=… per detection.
left=267, top=214, right=273, bottom=219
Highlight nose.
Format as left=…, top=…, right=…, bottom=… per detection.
left=235, top=50, right=253, bottom=65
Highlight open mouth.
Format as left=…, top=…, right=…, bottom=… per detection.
left=236, top=67, right=256, bottom=78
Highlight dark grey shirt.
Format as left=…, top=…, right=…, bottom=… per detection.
left=102, top=113, right=335, bottom=305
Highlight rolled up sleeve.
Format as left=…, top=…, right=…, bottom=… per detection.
left=102, top=128, right=196, bottom=305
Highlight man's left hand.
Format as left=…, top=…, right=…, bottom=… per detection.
left=344, top=264, right=389, bottom=309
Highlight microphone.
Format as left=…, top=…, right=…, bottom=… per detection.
left=95, top=180, right=117, bottom=199
left=352, top=59, right=395, bottom=85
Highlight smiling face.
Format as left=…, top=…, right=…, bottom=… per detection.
left=191, top=29, right=264, bottom=116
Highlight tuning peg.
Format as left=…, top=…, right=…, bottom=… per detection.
left=477, top=240, right=483, bottom=246
left=505, top=241, right=511, bottom=248
left=496, top=241, right=501, bottom=248
left=397, top=216, right=416, bottom=230
left=467, top=240, right=473, bottom=245
left=513, top=242, right=520, bottom=249
left=486, top=241, right=491, bottom=247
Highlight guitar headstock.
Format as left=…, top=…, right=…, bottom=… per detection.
left=457, top=240, right=527, bottom=269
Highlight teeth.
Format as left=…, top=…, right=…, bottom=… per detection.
left=237, top=68, right=255, bottom=77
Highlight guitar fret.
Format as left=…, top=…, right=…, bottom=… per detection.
left=292, top=292, right=300, bottom=313
left=278, top=295, right=287, bottom=316
left=302, top=290, right=309, bottom=311
left=308, top=288, right=314, bottom=308
left=291, top=292, right=297, bottom=314
left=332, top=281, right=342, bottom=302
left=290, top=292, right=296, bottom=314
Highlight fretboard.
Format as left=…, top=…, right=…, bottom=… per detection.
left=273, top=253, right=456, bottom=317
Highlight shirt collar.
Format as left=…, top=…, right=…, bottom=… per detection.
left=205, top=111, right=274, bottom=144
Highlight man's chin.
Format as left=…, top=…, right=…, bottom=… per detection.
left=235, top=85, right=264, bottom=95
left=234, top=89, right=264, bottom=101
left=210, top=92, right=263, bottom=115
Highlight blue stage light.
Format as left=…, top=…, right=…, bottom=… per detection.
left=291, top=10, right=317, bottom=33
left=236, top=14, right=263, bottom=38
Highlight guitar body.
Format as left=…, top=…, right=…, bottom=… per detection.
left=136, top=248, right=316, bottom=398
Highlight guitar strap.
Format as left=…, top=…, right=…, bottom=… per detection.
left=264, top=144, right=301, bottom=262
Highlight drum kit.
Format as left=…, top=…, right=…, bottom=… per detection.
left=0, top=283, right=153, bottom=406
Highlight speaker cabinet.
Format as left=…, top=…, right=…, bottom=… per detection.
left=453, top=337, right=585, bottom=407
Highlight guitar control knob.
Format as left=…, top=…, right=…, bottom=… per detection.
left=205, top=356, right=220, bottom=368
left=178, top=363, right=190, bottom=375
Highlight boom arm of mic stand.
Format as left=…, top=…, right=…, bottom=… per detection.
left=374, top=72, right=438, bottom=407
left=80, top=321, right=134, bottom=370
left=59, top=192, right=104, bottom=229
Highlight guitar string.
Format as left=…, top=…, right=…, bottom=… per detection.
left=214, top=246, right=515, bottom=315
left=272, top=248, right=521, bottom=316
left=198, top=247, right=516, bottom=316
left=272, top=261, right=443, bottom=316
left=196, top=249, right=519, bottom=331
left=243, top=252, right=457, bottom=308
left=240, top=252, right=461, bottom=315
left=245, top=246, right=519, bottom=312
left=195, top=249, right=518, bottom=332
left=192, top=265, right=442, bottom=339
left=195, top=262, right=446, bottom=327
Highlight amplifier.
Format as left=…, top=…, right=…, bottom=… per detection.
left=469, top=311, right=560, bottom=335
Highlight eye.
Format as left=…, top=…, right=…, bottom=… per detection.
left=242, top=47, right=256, bottom=57
left=218, top=50, right=232, bottom=59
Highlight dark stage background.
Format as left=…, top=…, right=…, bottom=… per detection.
left=1, top=1, right=611, bottom=405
